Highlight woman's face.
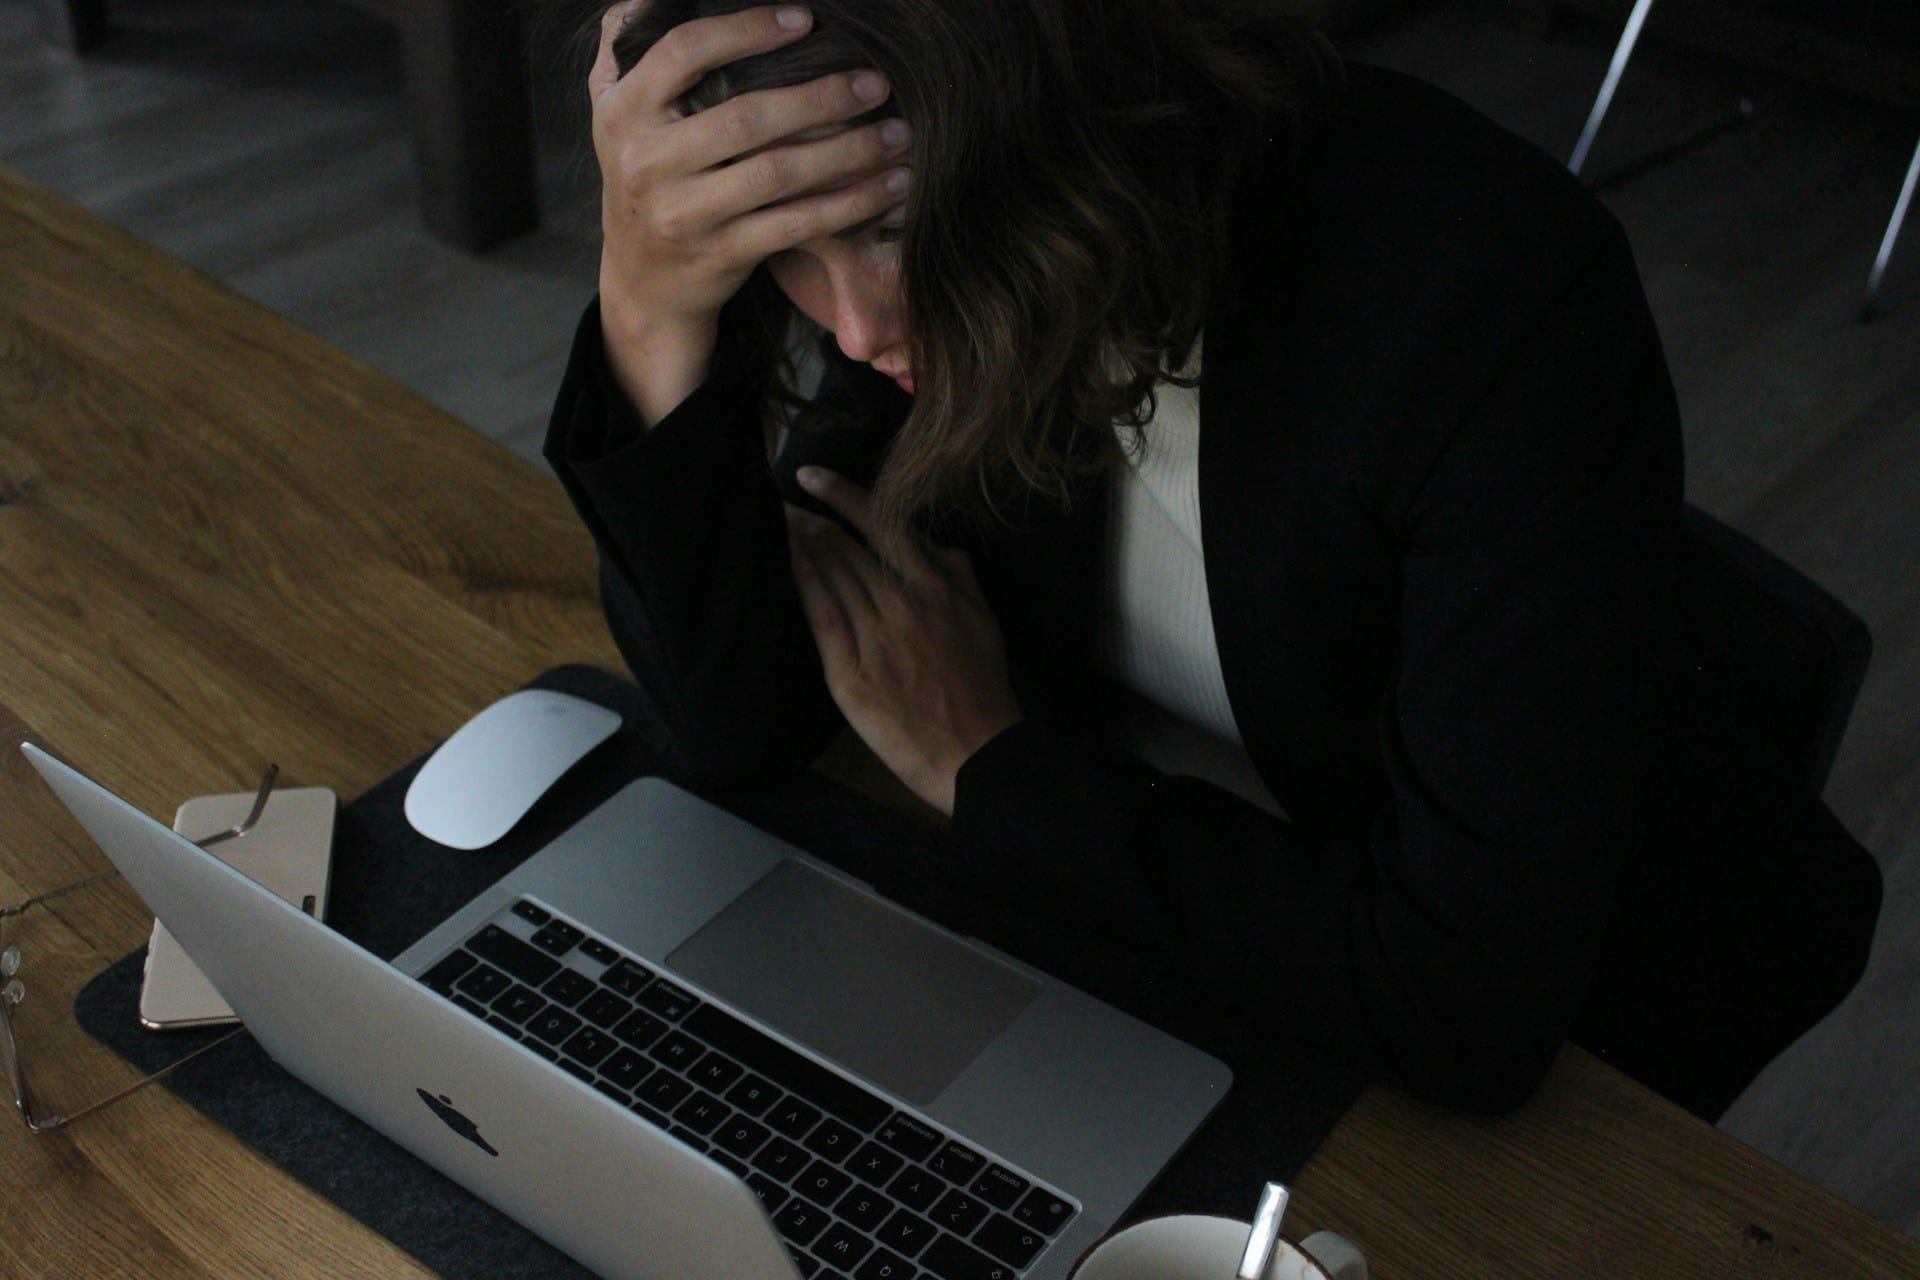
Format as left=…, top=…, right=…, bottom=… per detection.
left=766, top=218, right=912, bottom=393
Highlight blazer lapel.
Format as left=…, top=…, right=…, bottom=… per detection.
left=1197, top=125, right=1399, bottom=833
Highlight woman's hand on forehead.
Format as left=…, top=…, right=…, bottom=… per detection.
left=588, top=4, right=910, bottom=424
left=590, top=1, right=912, bottom=344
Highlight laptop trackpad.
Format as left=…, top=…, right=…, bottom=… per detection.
left=666, top=859, right=1040, bottom=1106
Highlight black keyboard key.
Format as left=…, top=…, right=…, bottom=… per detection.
left=633, top=1074, right=695, bottom=1113
left=421, top=950, right=477, bottom=994
left=600, top=960, right=653, bottom=999
left=454, top=962, right=512, bottom=1004
left=888, top=1167, right=946, bottom=1213
left=875, top=1113, right=943, bottom=1163
left=804, top=1117, right=862, bottom=1163
left=670, top=1125, right=710, bottom=1153
left=768, top=1097, right=823, bottom=1141
left=636, top=1070, right=693, bottom=1113
left=774, top=1199, right=831, bottom=1246
left=580, top=937, right=619, bottom=966
left=930, top=1190, right=988, bottom=1237
left=542, top=967, right=596, bottom=1008
left=970, top=1166, right=1028, bottom=1212
left=795, top=1160, right=853, bottom=1209
left=630, top=1100, right=670, bottom=1129
left=562, top=1026, right=618, bottom=1069
left=559, top=1059, right=595, bottom=1084
left=714, top=1115, right=772, bottom=1159
left=530, top=920, right=585, bottom=955
left=926, top=1142, right=986, bottom=1187
left=526, top=1007, right=583, bottom=1047
left=726, top=1074, right=781, bottom=1117
left=848, top=1142, right=907, bottom=1189
left=511, top=899, right=551, bottom=926
left=712, top=1150, right=751, bottom=1178
left=601, top=1047, right=651, bottom=1091
left=613, top=1008, right=668, bottom=1051
left=920, top=1234, right=1016, bottom=1280
left=1012, top=1187, right=1075, bottom=1236
left=837, top=1186, right=894, bottom=1233
left=684, top=1005, right=889, bottom=1132
left=636, top=978, right=699, bottom=1020
left=792, top=1254, right=822, bottom=1278
left=593, top=1079, right=632, bottom=1106
left=522, top=1039, right=559, bottom=1062
left=650, top=1029, right=705, bottom=1071
left=490, top=983, right=547, bottom=1025
left=486, top=1014, right=521, bottom=1037
left=813, top=1225, right=874, bottom=1270
left=689, top=1051, right=745, bottom=1094
left=453, top=994, right=489, bottom=1018
left=752, top=1136, right=812, bottom=1182
left=856, top=1248, right=918, bottom=1280
left=973, top=1215, right=1044, bottom=1269
left=577, top=988, right=632, bottom=1029
left=876, top=1207, right=938, bottom=1257
left=469, top=925, right=561, bottom=986
left=747, top=1173, right=791, bottom=1214
left=674, top=1090, right=732, bottom=1136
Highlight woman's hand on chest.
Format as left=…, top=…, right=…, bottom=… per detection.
left=784, top=467, right=1023, bottom=816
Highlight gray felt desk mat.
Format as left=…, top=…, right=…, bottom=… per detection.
left=75, top=664, right=1361, bottom=1280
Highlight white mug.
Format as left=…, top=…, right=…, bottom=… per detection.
left=1070, top=1213, right=1367, bottom=1280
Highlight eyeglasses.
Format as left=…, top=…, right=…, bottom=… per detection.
left=0, top=765, right=279, bottom=1133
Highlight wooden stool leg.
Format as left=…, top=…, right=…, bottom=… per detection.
left=36, top=0, right=108, bottom=52
left=391, top=0, right=539, bottom=252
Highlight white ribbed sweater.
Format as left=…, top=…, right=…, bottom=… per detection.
left=1093, top=335, right=1285, bottom=817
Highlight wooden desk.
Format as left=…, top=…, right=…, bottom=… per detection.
left=1, top=167, right=1915, bottom=1279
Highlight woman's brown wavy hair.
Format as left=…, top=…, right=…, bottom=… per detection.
left=596, top=0, right=1331, bottom=567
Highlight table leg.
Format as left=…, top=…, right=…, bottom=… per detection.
left=35, top=0, right=108, bottom=52
left=390, top=0, right=539, bottom=252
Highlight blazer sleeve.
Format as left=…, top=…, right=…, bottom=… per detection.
left=543, top=299, right=847, bottom=785
left=947, top=231, right=1687, bottom=1112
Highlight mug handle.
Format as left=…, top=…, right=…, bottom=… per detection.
left=1299, top=1231, right=1367, bottom=1280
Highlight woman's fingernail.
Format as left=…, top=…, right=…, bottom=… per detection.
left=776, top=7, right=809, bottom=32
left=796, top=465, right=825, bottom=489
left=881, top=119, right=910, bottom=149
left=851, top=70, right=888, bottom=102
left=885, top=167, right=911, bottom=195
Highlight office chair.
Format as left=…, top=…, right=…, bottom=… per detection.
left=1573, top=505, right=1882, bottom=1121
left=1566, top=0, right=1916, bottom=317
left=1676, top=505, right=1870, bottom=793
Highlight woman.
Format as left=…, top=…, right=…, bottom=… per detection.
left=547, top=0, right=1878, bottom=1118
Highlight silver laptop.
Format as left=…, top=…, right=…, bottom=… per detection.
left=25, top=744, right=1230, bottom=1280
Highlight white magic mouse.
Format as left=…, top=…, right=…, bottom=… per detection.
left=404, top=690, right=622, bottom=850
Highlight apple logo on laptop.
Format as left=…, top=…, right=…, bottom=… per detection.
left=418, top=1088, right=499, bottom=1157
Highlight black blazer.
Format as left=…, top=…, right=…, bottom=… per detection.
left=546, top=64, right=1873, bottom=1115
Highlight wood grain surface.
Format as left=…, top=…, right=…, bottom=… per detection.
left=2, top=165, right=1917, bottom=1279
left=0, top=159, right=613, bottom=1278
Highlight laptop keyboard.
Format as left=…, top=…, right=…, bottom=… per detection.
left=417, top=898, right=1080, bottom=1280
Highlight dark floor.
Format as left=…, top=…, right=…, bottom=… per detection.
left=2, top=0, right=1915, bottom=1237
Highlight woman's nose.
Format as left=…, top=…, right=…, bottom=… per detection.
left=828, top=274, right=900, bottom=364
left=833, top=301, right=889, bottom=363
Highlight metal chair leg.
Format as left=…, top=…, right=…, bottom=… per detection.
left=1569, top=0, right=1660, bottom=176
left=1862, top=133, right=1920, bottom=320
